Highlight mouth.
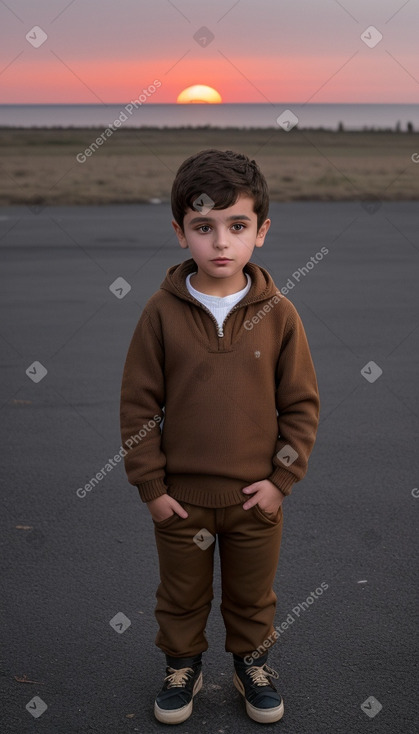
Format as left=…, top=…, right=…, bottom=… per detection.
left=211, top=258, right=232, bottom=263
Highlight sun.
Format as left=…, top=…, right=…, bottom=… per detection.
left=177, top=85, right=222, bottom=104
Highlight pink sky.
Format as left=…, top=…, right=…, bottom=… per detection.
left=0, top=0, right=418, bottom=103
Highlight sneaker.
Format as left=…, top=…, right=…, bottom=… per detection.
left=154, top=654, right=203, bottom=724
left=233, top=654, right=284, bottom=723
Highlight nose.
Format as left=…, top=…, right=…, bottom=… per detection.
left=213, top=226, right=229, bottom=249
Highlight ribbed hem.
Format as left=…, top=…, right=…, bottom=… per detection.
left=136, top=477, right=168, bottom=502
left=166, top=473, right=249, bottom=508
left=268, top=467, right=296, bottom=495
left=137, top=472, right=297, bottom=506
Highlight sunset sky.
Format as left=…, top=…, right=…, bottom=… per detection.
left=0, top=0, right=418, bottom=104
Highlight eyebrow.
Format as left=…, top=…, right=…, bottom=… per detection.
left=188, top=214, right=252, bottom=224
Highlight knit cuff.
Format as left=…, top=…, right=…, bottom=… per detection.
left=268, top=466, right=296, bottom=496
left=136, top=477, right=168, bottom=502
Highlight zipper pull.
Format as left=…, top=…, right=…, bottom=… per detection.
left=217, top=326, right=224, bottom=337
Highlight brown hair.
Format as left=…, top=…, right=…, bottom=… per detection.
left=171, top=149, right=269, bottom=231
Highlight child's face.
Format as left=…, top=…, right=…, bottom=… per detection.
left=172, top=194, right=270, bottom=282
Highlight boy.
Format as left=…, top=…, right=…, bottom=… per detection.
left=120, top=149, right=319, bottom=725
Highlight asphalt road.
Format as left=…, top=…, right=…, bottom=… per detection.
left=1, top=202, right=418, bottom=734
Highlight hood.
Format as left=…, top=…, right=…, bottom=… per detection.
left=160, top=258, right=279, bottom=306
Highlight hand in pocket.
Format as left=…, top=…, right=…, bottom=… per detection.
left=146, top=494, right=188, bottom=523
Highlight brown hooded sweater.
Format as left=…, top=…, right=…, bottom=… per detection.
left=120, top=258, right=319, bottom=507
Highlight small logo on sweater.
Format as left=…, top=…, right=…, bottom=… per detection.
left=276, top=445, right=298, bottom=466
left=192, top=193, right=215, bottom=215
left=193, top=528, right=215, bottom=550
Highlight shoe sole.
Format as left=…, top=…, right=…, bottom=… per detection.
left=154, top=671, right=203, bottom=724
left=233, top=672, right=284, bottom=723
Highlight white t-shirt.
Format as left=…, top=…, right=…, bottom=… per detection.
left=186, top=271, right=251, bottom=332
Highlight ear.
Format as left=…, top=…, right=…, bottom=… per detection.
left=254, top=218, right=271, bottom=249
left=172, top=220, right=188, bottom=249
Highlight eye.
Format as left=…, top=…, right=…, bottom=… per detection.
left=197, top=225, right=211, bottom=233
left=231, top=223, right=245, bottom=231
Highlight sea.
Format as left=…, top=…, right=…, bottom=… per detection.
left=0, top=103, right=418, bottom=131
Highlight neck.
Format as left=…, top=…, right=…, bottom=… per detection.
left=190, top=271, right=247, bottom=297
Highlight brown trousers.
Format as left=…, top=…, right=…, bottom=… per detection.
left=153, top=500, right=283, bottom=658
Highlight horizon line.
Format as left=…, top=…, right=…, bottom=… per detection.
left=1, top=101, right=418, bottom=106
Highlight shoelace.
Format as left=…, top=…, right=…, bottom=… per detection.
left=246, top=664, right=279, bottom=686
left=164, top=666, right=194, bottom=688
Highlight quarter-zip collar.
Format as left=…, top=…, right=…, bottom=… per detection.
left=160, top=258, right=281, bottom=340
left=161, top=258, right=279, bottom=310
